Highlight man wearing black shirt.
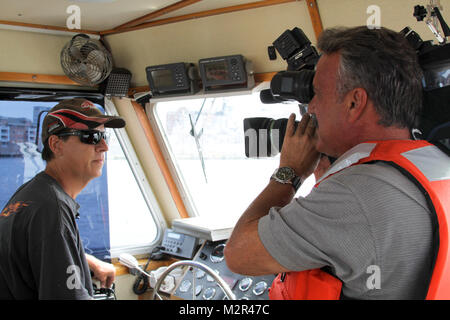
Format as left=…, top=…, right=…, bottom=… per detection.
left=0, top=98, right=126, bottom=299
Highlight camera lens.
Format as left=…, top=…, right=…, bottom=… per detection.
left=243, top=117, right=298, bottom=158
left=270, top=70, right=315, bottom=104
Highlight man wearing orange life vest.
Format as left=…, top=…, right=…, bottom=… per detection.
left=225, top=26, right=450, bottom=299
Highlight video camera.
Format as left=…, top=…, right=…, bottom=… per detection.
left=244, top=27, right=319, bottom=158
left=403, top=4, right=450, bottom=155
left=244, top=2, right=450, bottom=158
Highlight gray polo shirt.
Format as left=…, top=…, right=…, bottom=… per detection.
left=258, top=162, right=434, bottom=299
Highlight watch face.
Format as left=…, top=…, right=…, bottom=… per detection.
left=276, top=167, right=295, bottom=181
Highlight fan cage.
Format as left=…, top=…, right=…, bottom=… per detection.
left=60, top=35, right=113, bottom=86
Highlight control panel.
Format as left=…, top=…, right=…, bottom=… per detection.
left=161, top=229, right=199, bottom=259
left=173, top=240, right=275, bottom=300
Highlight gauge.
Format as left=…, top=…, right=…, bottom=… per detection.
left=195, top=285, right=203, bottom=296
left=238, top=277, right=253, bottom=292
left=179, top=280, right=191, bottom=293
left=253, top=281, right=268, bottom=296
left=210, top=243, right=226, bottom=263
left=194, top=269, right=205, bottom=279
left=203, top=287, right=216, bottom=300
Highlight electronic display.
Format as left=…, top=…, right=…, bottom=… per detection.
left=146, top=62, right=197, bottom=96
left=167, top=231, right=181, bottom=240
left=151, top=69, right=174, bottom=88
left=199, top=55, right=252, bottom=92
left=204, top=61, right=230, bottom=81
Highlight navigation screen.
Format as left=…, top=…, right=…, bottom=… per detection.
left=151, top=69, right=174, bottom=88
left=205, top=61, right=230, bottom=81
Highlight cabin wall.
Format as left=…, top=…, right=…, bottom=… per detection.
left=0, top=0, right=447, bottom=80
left=104, top=0, right=449, bottom=87
left=104, top=1, right=314, bottom=87
left=0, top=29, right=71, bottom=74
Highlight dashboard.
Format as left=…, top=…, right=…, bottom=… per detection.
left=172, top=240, right=275, bottom=300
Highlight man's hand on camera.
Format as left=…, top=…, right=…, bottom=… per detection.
left=279, top=113, right=320, bottom=181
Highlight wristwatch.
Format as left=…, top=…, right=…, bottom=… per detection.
left=271, top=167, right=302, bottom=191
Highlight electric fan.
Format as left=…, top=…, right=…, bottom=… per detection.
left=60, top=34, right=113, bottom=86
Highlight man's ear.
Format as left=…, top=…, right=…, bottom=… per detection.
left=346, top=88, right=368, bottom=123
left=47, top=135, right=63, bottom=157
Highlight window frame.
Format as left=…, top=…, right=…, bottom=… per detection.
left=104, top=98, right=166, bottom=257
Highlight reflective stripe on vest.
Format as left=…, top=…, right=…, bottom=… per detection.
left=269, top=140, right=450, bottom=300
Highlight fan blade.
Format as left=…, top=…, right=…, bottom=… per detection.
left=69, top=45, right=84, bottom=61
left=87, top=50, right=106, bottom=65
left=85, top=63, right=103, bottom=83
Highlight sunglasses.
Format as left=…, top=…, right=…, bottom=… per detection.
left=56, top=130, right=109, bottom=145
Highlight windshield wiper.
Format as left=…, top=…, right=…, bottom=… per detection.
left=189, top=112, right=207, bottom=183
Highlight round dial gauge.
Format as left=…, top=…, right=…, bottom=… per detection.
left=195, top=285, right=203, bottom=296
left=253, top=281, right=268, bottom=296
left=210, top=244, right=226, bottom=263
left=203, top=287, right=216, bottom=300
left=179, top=279, right=191, bottom=293
left=194, top=269, right=205, bottom=279
left=238, top=277, right=253, bottom=292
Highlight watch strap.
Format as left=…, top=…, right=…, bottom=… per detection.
left=291, top=175, right=302, bottom=192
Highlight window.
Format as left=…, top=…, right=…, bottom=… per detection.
left=103, top=99, right=162, bottom=257
left=0, top=126, right=9, bottom=142
left=27, top=127, right=36, bottom=143
left=0, top=98, right=161, bottom=260
left=152, top=90, right=316, bottom=223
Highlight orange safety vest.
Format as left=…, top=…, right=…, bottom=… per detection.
left=269, top=140, right=450, bottom=300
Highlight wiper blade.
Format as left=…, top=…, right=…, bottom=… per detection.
left=189, top=113, right=208, bottom=183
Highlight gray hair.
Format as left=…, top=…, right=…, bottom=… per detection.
left=317, top=26, right=423, bottom=129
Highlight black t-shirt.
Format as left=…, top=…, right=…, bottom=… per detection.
left=0, top=172, right=93, bottom=299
